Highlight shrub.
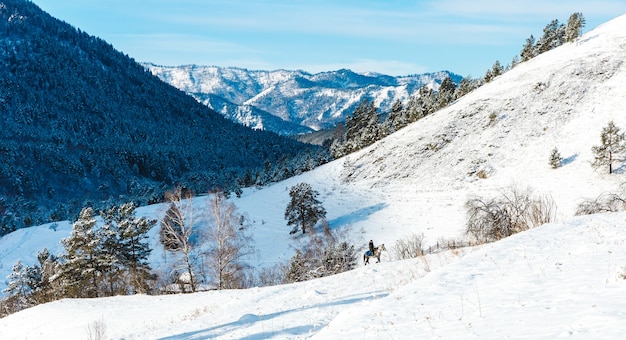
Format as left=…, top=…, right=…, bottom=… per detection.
left=391, top=233, right=425, bottom=260
left=465, top=187, right=556, bottom=243
left=575, top=184, right=626, bottom=215
left=283, top=223, right=356, bottom=283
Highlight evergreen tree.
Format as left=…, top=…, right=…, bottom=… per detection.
left=520, top=34, right=536, bottom=62
left=332, top=99, right=382, bottom=157
left=29, top=248, right=60, bottom=304
left=101, top=202, right=155, bottom=294
left=535, top=19, right=565, bottom=55
left=491, top=60, right=503, bottom=78
left=2, top=261, right=32, bottom=313
left=484, top=68, right=494, bottom=83
left=417, top=85, right=436, bottom=115
left=455, top=76, right=480, bottom=99
left=549, top=147, right=563, bottom=169
left=565, top=12, right=585, bottom=42
left=60, top=207, right=105, bottom=298
left=285, top=183, right=326, bottom=234
left=435, top=76, right=456, bottom=109
left=386, top=99, right=407, bottom=132
left=592, top=121, right=626, bottom=174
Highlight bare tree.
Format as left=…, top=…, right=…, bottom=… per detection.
left=201, top=191, right=255, bottom=290
left=160, top=187, right=198, bottom=292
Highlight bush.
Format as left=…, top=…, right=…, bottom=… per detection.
left=465, top=187, right=556, bottom=243
left=283, top=223, right=356, bottom=283
left=391, top=233, right=425, bottom=260
left=575, top=185, right=626, bottom=215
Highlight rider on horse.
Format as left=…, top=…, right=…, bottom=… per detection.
left=368, top=240, right=375, bottom=257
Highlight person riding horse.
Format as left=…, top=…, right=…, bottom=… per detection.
left=364, top=242, right=386, bottom=265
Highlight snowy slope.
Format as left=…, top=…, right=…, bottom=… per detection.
left=1, top=13, right=626, bottom=339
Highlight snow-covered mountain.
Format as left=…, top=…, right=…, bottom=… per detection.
left=143, top=64, right=460, bottom=134
left=2, top=12, right=626, bottom=339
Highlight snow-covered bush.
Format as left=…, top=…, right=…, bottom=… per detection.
left=575, top=183, right=626, bottom=215
left=391, top=233, right=425, bottom=260
left=465, top=187, right=556, bottom=243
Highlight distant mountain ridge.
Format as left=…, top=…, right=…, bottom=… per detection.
left=143, top=64, right=461, bottom=135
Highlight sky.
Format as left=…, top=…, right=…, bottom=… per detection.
left=2, top=12, right=626, bottom=338
left=33, top=0, right=626, bottom=77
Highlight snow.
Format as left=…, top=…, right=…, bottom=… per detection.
left=1, top=13, right=626, bottom=339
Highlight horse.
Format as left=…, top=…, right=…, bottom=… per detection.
left=363, top=244, right=386, bottom=265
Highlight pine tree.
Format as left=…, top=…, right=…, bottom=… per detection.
left=285, top=183, right=326, bottom=234
left=549, top=147, right=563, bottom=169
left=455, top=76, right=480, bottom=99
left=29, top=248, right=60, bottom=304
left=386, top=99, right=407, bottom=132
left=520, top=34, right=536, bottom=62
left=484, top=68, right=494, bottom=83
left=491, top=60, right=503, bottom=78
left=60, top=207, right=104, bottom=298
left=2, top=261, right=32, bottom=313
left=565, top=12, right=585, bottom=42
left=435, top=76, right=456, bottom=109
left=592, top=121, right=626, bottom=174
left=417, top=85, right=436, bottom=115
left=535, top=19, right=565, bottom=55
left=101, top=202, right=155, bottom=294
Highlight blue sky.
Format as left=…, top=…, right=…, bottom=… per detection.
left=35, top=0, right=626, bottom=77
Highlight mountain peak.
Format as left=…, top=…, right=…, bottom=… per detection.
left=144, top=64, right=461, bottom=134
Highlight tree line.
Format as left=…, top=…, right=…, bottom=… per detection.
left=329, top=13, right=586, bottom=159
left=1, top=181, right=357, bottom=316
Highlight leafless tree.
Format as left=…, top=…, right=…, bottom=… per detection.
left=201, top=191, right=255, bottom=290
left=160, top=187, right=198, bottom=292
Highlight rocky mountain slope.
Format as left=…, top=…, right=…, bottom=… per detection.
left=144, top=64, right=461, bottom=134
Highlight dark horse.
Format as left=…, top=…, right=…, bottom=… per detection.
left=363, top=244, right=386, bottom=265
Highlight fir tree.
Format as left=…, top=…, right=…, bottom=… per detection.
left=285, top=183, right=326, bottom=234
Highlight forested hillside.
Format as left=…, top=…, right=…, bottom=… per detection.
left=0, top=0, right=324, bottom=234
